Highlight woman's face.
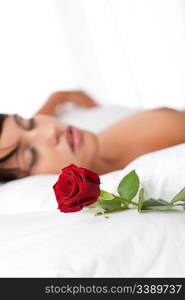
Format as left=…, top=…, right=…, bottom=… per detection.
left=0, top=114, right=98, bottom=177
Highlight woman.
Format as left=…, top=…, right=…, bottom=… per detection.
left=1, top=90, right=185, bottom=182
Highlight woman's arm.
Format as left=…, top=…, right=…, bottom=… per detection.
left=34, top=91, right=98, bottom=116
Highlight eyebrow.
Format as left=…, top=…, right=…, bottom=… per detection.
left=0, top=115, right=20, bottom=165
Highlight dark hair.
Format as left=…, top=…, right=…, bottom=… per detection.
left=0, top=113, right=29, bottom=183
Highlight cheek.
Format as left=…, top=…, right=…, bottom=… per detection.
left=31, top=143, right=73, bottom=174
left=44, top=144, right=75, bottom=173
left=32, top=131, right=98, bottom=174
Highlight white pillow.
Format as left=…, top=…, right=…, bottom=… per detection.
left=0, top=174, right=58, bottom=214
left=101, top=143, right=185, bottom=201
left=1, top=143, right=185, bottom=214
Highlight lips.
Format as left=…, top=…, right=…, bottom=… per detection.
left=64, top=126, right=82, bottom=152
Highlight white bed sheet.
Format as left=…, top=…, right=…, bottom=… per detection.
left=1, top=107, right=185, bottom=277
left=1, top=206, right=184, bottom=277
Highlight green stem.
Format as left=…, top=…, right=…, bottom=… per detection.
left=104, top=206, right=129, bottom=214
left=113, top=195, right=138, bottom=207
left=130, top=200, right=139, bottom=206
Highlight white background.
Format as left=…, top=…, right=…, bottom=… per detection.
left=0, top=0, right=185, bottom=117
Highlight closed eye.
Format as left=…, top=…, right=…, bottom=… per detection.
left=14, top=114, right=37, bottom=169
left=30, top=148, right=37, bottom=169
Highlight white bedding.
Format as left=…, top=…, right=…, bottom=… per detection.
left=1, top=205, right=185, bottom=277
left=55, top=104, right=141, bottom=133
left=1, top=0, right=185, bottom=278
left=1, top=143, right=185, bottom=277
left=1, top=106, right=185, bottom=277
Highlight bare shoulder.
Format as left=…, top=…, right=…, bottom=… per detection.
left=97, top=106, right=185, bottom=170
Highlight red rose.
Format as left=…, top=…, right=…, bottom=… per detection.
left=53, top=164, right=100, bottom=213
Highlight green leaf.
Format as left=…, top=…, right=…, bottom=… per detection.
left=171, top=187, right=185, bottom=204
left=99, top=190, right=114, bottom=200
left=142, top=198, right=173, bottom=208
left=138, top=188, right=145, bottom=212
left=139, top=206, right=181, bottom=212
left=103, top=206, right=129, bottom=215
left=118, top=170, right=139, bottom=201
left=99, top=198, right=122, bottom=210
left=115, top=197, right=129, bottom=208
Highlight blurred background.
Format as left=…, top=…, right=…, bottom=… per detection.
left=0, top=0, right=185, bottom=117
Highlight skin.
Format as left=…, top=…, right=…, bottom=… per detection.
left=0, top=91, right=98, bottom=177
left=1, top=90, right=185, bottom=178
left=96, top=107, right=185, bottom=174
